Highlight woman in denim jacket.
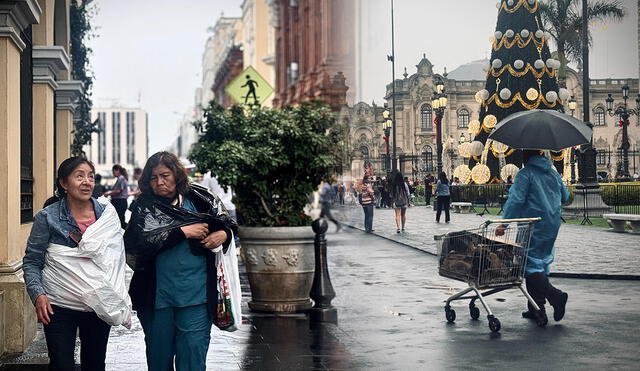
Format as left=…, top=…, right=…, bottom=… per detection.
left=23, top=157, right=112, bottom=371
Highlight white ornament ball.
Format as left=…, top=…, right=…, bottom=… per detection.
left=534, top=59, right=545, bottom=69
left=559, top=88, right=571, bottom=102
left=520, top=29, right=530, bottom=38
left=492, top=59, right=503, bottom=69
left=546, top=58, right=556, bottom=69
left=545, top=91, right=559, bottom=103
left=479, top=89, right=490, bottom=101
left=535, top=30, right=544, bottom=39
left=528, top=0, right=536, bottom=5
left=507, top=0, right=515, bottom=6
left=500, top=88, right=512, bottom=100
left=554, top=59, right=562, bottom=69
left=505, top=29, right=515, bottom=38
left=470, top=141, right=485, bottom=157
left=514, top=59, right=525, bottom=69
left=495, top=31, right=503, bottom=40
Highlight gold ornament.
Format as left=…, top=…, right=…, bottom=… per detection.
left=500, top=164, right=520, bottom=182
left=492, top=141, right=509, bottom=154
left=458, top=142, right=472, bottom=158
left=526, top=88, right=539, bottom=101
left=471, top=164, right=491, bottom=185
left=500, top=0, right=539, bottom=14
left=453, top=165, right=472, bottom=184
left=483, top=92, right=559, bottom=110
left=483, top=114, right=498, bottom=129
left=487, top=63, right=556, bottom=79
left=492, top=32, right=545, bottom=51
left=468, top=120, right=481, bottom=135
left=474, top=91, right=483, bottom=104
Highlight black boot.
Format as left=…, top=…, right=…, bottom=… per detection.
left=523, top=273, right=548, bottom=325
left=546, top=280, right=568, bottom=322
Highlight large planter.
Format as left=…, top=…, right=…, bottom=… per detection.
left=238, top=226, right=315, bottom=313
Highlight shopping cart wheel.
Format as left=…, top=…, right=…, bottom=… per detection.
left=488, top=316, right=501, bottom=333
left=534, top=310, right=548, bottom=327
left=445, top=307, right=456, bottom=323
left=469, top=305, right=480, bottom=320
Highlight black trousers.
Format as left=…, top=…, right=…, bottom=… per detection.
left=111, top=198, right=128, bottom=228
left=43, top=305, right=111, bottom=371
left=436, top=196, right=450, bottom=222
left=525, top=272, right=564, bottom=311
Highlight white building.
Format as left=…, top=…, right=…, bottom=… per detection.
left=85, top=106, right=149, bottom=176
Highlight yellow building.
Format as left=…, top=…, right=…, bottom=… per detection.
left=0, top=0, right=82, bottom=356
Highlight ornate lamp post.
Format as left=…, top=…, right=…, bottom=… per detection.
left=382, top=106, right=393, bottom=172
left=431, top=78, right=448, bottom=175
left=568, top=96, right=578, bottom=183
left=605, top=86, right=640, bottom=179
left=387, top=0, right=397, bottom=172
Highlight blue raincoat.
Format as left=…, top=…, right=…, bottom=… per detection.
left=502, top=155, right=570, bottom=276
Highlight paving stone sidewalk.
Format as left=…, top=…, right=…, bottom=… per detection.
left=334, top=204, right=640, bottom=277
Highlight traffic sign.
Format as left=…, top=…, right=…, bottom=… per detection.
left=225, top=66, right=274, bottom=106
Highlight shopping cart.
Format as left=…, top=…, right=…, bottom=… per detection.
left=434, top=218, right=544, bottom=332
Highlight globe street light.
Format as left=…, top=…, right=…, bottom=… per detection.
left=431, top=78, right=448, bottom=175
left=381, top=106, right=393, bottom=172
left=605, top=86, right=640, bottom=179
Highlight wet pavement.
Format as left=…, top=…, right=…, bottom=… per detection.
left=334, top=204, right=640, bottom=277
left=2, top=228, right=640, bottom=370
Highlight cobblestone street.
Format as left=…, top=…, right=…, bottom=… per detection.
left=334, top=204, right=640, bottom=277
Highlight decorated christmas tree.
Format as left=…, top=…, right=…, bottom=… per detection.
left=456, top=0, right=571, bottom=184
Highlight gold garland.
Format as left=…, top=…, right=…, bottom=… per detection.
left=492, top=33, right=546, bottom=51
left=550, top=151, right=565, bottom=162
left=487, top=63, right=556, bottom=79
left=484, top=92, right=559, bottom=110
left=492, top=148, right=516, bottom=158
left=500, top=0, right=538, bottom=14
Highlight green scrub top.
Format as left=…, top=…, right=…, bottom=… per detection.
left=155, top=197, right=208, bottom=309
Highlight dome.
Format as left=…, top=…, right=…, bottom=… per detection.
left=446, top=59, right=489, bottom=81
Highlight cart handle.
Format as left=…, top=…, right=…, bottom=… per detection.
left=484, top=217, right=541, bottom=225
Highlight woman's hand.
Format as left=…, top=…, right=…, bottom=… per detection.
left=180, top=223, right=209, bottom=240
left=201, top=230, right=228, bottom=250
left=35, top=294, right=54, bottom=325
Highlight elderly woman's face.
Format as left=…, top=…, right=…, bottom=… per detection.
left=150, top=163, right=177, bottom=198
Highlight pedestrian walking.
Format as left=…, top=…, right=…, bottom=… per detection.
left=23, top=157, right=129, bottom=371
left=499, top=150, right=569, bottom=324
left=424, top=174, right=433, bottom=208
left=338, top=182, right=345, bottom=205
left=124, top=151, right=238, bottom=371
left=103, top=164, right=129, bottom=228
left=319, top=180, right=341, bottom=231
left=359, top=175, right=375, bottom=232
left=390, top=171, right=410, bottom=233
left=434, top=172, right=451, bottom=223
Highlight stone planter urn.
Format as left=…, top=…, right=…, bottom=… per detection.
left=238, top=226, right=315, bottom=313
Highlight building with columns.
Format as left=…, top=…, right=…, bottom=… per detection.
left=343, top=55, right=640, bottom=181
left=0, top=0, right=83, bottom=356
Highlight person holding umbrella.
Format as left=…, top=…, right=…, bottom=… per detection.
left=491, top=109, right=591, bottom=325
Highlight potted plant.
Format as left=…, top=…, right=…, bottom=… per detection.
left=189, top=102, right=341, bottom=313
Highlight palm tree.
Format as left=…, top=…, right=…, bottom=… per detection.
left=539, top=0, right=626, bottom=86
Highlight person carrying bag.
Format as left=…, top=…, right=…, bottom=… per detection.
left=360, top=175, right=376, bottom=233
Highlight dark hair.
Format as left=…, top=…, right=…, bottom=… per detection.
left=363, top=175, right=369, bottom=183
left=94, top=173, right=102, bottom=183
left=439, top=172, right=449, bottom=185
left=391, top=171, right=407, bottom=198
left=523, top=150, right=542, bottom=165
left=43, top=157, right=95, bottom=208
left=112, top=164, right=129, bottom=180
left=133, top=167, right=142, bottom=176
left=139, top=151, right=190, bottom=197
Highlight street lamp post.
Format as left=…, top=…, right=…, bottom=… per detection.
left=568, top=96, right=578, bottom=183
left=431, top=78, right=448, bottom=175
left=605, top=86, right=640, bottom=180
left=387, top=0, right=397, bottom=172
left=382, top=107, right=393, bottom=172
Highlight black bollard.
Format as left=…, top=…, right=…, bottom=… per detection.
left=309, top=217, right=337, bottom=323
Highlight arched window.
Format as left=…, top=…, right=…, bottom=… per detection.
left=422, top=145, right=434, bottom=171
left=359, top=145, right=369, bottom=160
left=596, top=148, right=607, bottom=165
left=420, top=104, right=432, bottom=130
left=458, top=108, right=470, bottom=128
left=594, top=107, right=606, bottom=126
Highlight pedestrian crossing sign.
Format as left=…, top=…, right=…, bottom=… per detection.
left=225, top=66, right=274, bottom=107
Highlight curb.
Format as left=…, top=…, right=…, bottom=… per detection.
left=341, top=222, right=640, bottom=281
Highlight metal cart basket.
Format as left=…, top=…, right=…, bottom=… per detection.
left=434, top=218, right=545, bottom=332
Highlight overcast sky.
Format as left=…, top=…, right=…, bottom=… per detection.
left=88, top=0, right=638, bottom=153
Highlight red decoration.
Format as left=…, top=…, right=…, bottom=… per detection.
left=619, top=120, right=624, bottom=128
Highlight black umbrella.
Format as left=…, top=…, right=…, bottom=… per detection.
left=488, top=109, right=592, bottom=151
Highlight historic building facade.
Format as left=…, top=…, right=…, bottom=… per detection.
left=268, top=0, right=356, bottom=110
left=0, top=0, right=83, bottom=355
left=343, top=55, right=640, bottom=180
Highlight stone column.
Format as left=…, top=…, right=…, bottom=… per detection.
left=0, top=0, right=42, bottom=355
left=55, top=80, right=83, bottom=167
left=31, top=45, right=69, bottom=210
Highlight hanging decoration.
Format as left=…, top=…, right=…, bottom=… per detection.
left=483, top=114, right=498, bottom=129
left=526, top=88, right=539, bottom=100
left=500, top=164, right=520, bottom=182
left=469, top=141, right=485, bottom=157
left=471, top=164, right=491, bottom=184
left=458, top=142, right=472, bottom=158
left=492, top=141, right=509, bottom=154
left=468, top=119, right=481, bottom=136
left=453, top=165, right=472, bottom=184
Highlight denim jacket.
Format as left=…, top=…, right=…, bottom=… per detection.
left=435, top=180, right=450, bottom=197
left=23, top=197, right=106, bottom=304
